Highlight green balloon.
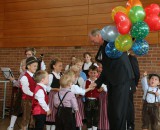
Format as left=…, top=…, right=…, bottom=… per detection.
left=131, top=21, right=149, bottom=40
left=129, top=6, right=145, bottom=23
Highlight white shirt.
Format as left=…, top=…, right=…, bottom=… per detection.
left=71, top=84, right=86, bottom=96
left=20, top=70, right=34, bottom=97
left=141, top=76, right=160, bottom=103
left=83, top=62, right=98, bottom=70
left=35, top=83, right=50, bottom=112
left=41, top=60, right=46, bottom=70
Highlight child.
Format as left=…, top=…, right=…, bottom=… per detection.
left=54, top=72, right=78, bottom=130
left=20, top=56, right=38, bottom=130
left=46, top=58, right=63, bottom=130
left=65, top=55, right=76, bottom=71
left=83, top=65, right=106, bottom=130
left=141, top=71, right=160, bottom=130
left=32, top=70, right=51, bottom=130
left=7, top=59, right=26, bottom=130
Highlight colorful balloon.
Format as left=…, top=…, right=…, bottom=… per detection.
left=105, top=42, right=123, bottom=58
left=129, top=6, right=145, bottom=23
left=126, top=0, right=142, bottom=13
left=131, top=21, right=149, bottom=39
left=111, top=6, right=128, bottom=21
left=145, top=14, right=160, bottom=31
left=100, top=26, right=119, bottom=42
left=132, top=39, right=149, bottom=56
left=114, top=12, right=131, bottom=34
left=145, top=4, right=160, bottom=16
left=115, top=34, right=133, bottom=52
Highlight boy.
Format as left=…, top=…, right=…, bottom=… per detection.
left=32, top=70, right=51, bottom=130
left=141, top=71, right=160, bottom=130
left=54, top=72, right=78, bottom=130
left=20, top=56, right=38, bottom=130
left=84, top=65, right=106, bottom=130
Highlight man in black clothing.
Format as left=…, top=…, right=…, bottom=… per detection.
left=89, top=28, right=134, bottom=130
left=127, top=53, right=140, bottom=130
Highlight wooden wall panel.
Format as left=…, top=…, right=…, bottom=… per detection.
left=5, top=0, right=88, bottom=12
left=4, top=25, right=88, bottom=38
left=5, top=5, right=88, bottom=20
left=0, top=0, right=159, bottom=47
left=4, top=15, right=88, bottom=29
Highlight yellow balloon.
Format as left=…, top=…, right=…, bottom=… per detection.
left=112, top=6, right=128, bottom=21
left=115, top=34, right=133, bottom=52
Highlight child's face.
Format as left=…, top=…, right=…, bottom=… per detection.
left=75, top=62, right=83, bottom=70
left=84, top=54, right=91, bottom=63
left=71, top=57, right=76, bottom=64
left=26, top=51, right=33, bottom=58
left=27, top=62, right=38, bottom=73
left=53, top=62, right=63, bottom=73
left=149, top=76, right=160, bottom=87
left=42, top=74, right=49, bottom=85
left=88, top=70, right=98, bottom=80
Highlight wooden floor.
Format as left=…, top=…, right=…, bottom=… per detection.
left=0, top=117, right=160, bottom=130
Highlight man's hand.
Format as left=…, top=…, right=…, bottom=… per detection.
left=89, top=83, right=97, bottom=90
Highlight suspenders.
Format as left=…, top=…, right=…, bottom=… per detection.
left=145, top=88, right=159, bottom=103
left=57, top=91, right=70, bottom=108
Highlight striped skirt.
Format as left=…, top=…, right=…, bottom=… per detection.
left=76, top=96, right=85, bottom=120
left=46, top=91, right=57, bottom=123
left=98, top=91, right=109, bottom=130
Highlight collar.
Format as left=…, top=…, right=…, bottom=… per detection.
left=88, top=78, right=97, bottom=83
left=52, top=71, right=61, bottom=79
left=61, top=87, right=71, bottom=91
left=37, top=83, right=47, bottom=91
left=27, top=70, right=34, bottom=77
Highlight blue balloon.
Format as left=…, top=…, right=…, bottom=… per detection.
left=100, top=26, right=119, bottom=42
left=132, top=40, right=149, bottom=56
left=105, top=42, right=123, bottom=58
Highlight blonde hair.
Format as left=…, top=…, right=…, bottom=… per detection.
left=20, top=59, right=26, bottom=67
left=89, top=28, right=101, bottom=37
left=70, top=65, right=80, bottom=76
left=74, top=58, right=83, bottom=64
left=60, top=73, right=73, bottom=88
left=34, top=70, right=48, bottom=83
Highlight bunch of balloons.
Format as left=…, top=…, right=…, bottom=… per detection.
left=101, top=0, right=160, bottom=58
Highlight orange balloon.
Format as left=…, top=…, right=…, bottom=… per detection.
left=126, top=0, right=142, bottom=12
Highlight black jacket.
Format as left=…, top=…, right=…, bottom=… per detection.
left=95, top=41, right=134, bottom=87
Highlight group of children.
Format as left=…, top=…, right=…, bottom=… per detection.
left=7, top=47, right=160, bottom=130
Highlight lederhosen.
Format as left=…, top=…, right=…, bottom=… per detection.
left=142, top=88, right=159, bottom=130
left=55, top=91, right=76, bottom=130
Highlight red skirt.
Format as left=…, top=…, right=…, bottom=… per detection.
left=46, top=91, right=57, bottom=123
left=98, top=91, right=109, bottom=130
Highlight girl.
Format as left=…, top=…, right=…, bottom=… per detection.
left=46, top=58, right=63, bottom=130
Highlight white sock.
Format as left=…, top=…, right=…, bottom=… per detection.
left=51, top=125, right=55, bottom=130
left=9, top=115, right=17, bottom=128
left=46, top=125, right=51, bottom=130
left=79, top=127, right=82, bottom=130
left=92, top=126, right=97, bottom=130
left=88, top=128, right=92, bottom=130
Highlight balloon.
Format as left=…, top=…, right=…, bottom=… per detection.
left=155, top=18, right=160, bottom=31
left=145, top=14, right=160, bottom=31
left=105, top=42, right=123, bottom=58
left=100, top=26, right=119, bottom=42
left=115, top=34, right=133, bottom=52
left=131, top=21, right=149, bottom=40
left=126, top=0, right=142, bottom=12
left=112, top=6, right=128, bottom=21
left=145, top=4, right=160, bottom=16
left=132, top=39, right=149, bottom=56
left=129, top=6, right=145, bottom=23
left=114, top=12, right=131, bottom=34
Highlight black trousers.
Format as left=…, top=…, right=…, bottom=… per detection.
left=55, top=107, right=76, bottom=130
left=127, top=90, right=135, bottom=130
left=34, top=114, right=46, bottom=130
left=107, top=80, right=130, bottom=130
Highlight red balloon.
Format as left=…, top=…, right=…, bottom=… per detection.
left=114, top=12, right=131, bottom=34
left=155, top=18, right=160, bottom=31
left=145, top=14, right=159, bottom=31
left=145, top=4, right=160, bottom=16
